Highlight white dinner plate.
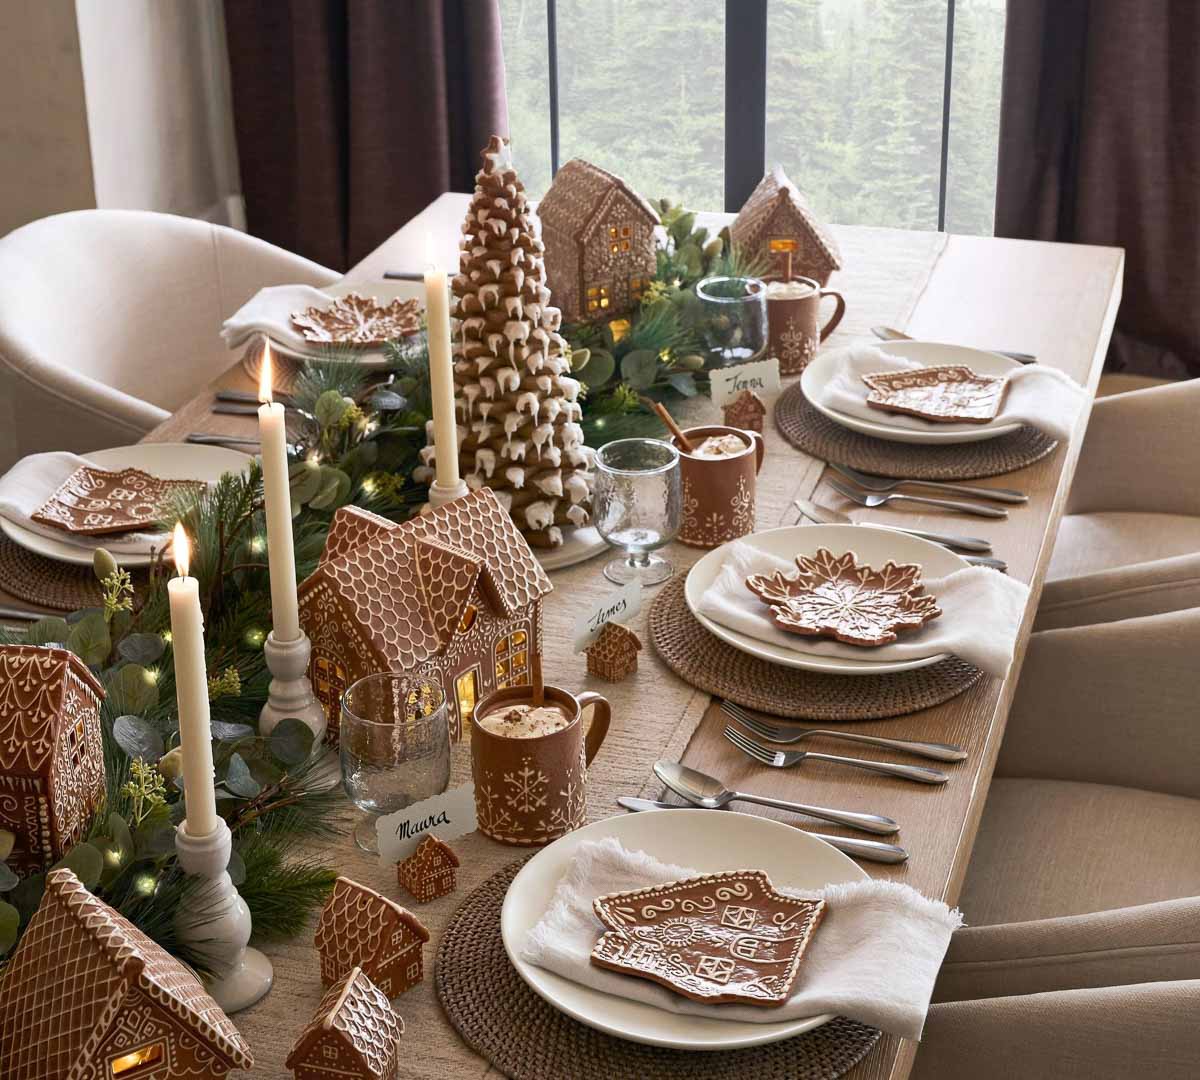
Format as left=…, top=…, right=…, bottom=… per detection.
left=802, top=341, right=1022, bottom=444
left=537, top=525, right=608, bottom=571
left=501, top=808, right=866, bottom=1050
left=0, top=444, right=251, bottom=568
left=684, top=523, right=967, bottom=675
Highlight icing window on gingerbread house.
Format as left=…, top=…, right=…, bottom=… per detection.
left=769, top=237, right=798, bottom=252
left=458, top=604, right=478, bottom=633
left=629, top=276, right=649, bottom=301
left=455, top=667, right=479, bottom=722
left=494, top=630, right=529, bottom=689
left=407, top=961, right=420, bottom=981
left=312, top=652, right=348, bottom=721
left=586, top=285, right=610, bottom=312
left=69, top=717, right=86, bottom=767
left=322, top=1045, right=338, bottom=1061
left=109, top=1042, right=165, bottom=1076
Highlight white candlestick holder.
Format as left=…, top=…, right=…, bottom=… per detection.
left=259, top=630, right=328, bottom=746
left=424, top=476, right=470, bottom=511
left=174, top=818, right=273, bottom=1013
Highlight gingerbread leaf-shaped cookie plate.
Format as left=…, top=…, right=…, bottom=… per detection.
left=291, top=292, right=422, bottom=346
left=746, top=548, right=942, bottom=646
left=590, top=870, right=825, bottom=1008
left=31, top=466, right=205, bottom=536
left=861, top=364, right=1008, bottom=424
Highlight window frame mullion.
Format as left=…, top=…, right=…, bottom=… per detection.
left=723, top=0, right=768, bottom=213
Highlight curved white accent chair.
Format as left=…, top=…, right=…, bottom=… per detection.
left=0, top=210, right=338, bottom=467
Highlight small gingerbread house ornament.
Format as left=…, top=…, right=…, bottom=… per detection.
left=299, top=489, right=553, bottom=743
left=397, top=834, right=459, bottom=904
left=730, top=165, right=842, bottom=285
left=538, top=157, right=660, bottom=323
left=586, top=622, right=642, bottom=682
left=314, top=877, right=430, bottom=998
left=0, top=868, right=253, bottom=1079
left=286, top=966, right=403, bottom=1080
left=723, top=389, right=767, bottom=433
left=0, top=645, right=105, bottom=876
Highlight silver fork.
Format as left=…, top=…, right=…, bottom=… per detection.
left=827, top=477, right=1008, bottom=519
left=724, top=725, right=949, bottom=784
left=722, top=701, right=967, bottom=762
left=829, top=462, right=1028, bottom=505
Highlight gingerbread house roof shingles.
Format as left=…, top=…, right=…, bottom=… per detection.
left=300, top=490, right=553, bottom=673
left=400, top=834, right=460, bottom=879
left=286, top=966, right=403, bottom=1079
left=538, top=158, right=660, bottom=246
left=0, top=868, right=253, bottom=1079
left=730, top=165, right=842, bottom=284
left=315, top=877, right=429, bottom=991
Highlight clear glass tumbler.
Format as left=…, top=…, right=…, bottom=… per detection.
left=695, top=275, right=768, bottom=366
left=593, top=438, right=682, bottom=586
left=340, top=673, right=450, bottom=852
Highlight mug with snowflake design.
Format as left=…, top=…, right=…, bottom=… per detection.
left=765, top=277, right=846, bottom=375
left=470, top=684, right=611, bottom=845
left=672, top=425, right=765, bottom=548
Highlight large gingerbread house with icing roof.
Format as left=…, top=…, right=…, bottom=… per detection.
left=298, top=489, right=552, bottom=743
left=0, top=868, right=253, bottom=1080
left=730, top=165, right=842, bottom=284
left=286, top=966, right=403, bottom=1080
left=0, top=644, right=105, bottom=876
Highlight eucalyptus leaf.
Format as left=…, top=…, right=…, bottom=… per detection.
left=210, top=720, right=256, bottom=743
left=314, top=388, right=350, bottom=428
left=667, top=371, right=699, bottom=397
left=0, top=828, right=14, bottom=862
left=269, top=717, right=315, bottom=766
left=227, top=849, right=246, bottom=888
left=247, top=754, right=284, bottom=788
left=224, top=753, right=262, bottom=798
left=135, top=824, right=176, bottom=858
left=54, top=841, right=104, bottom=888
left=67, top=612, right=110, bottom=667
left=578, top=348, right=615, bottom=389
left=0, top=863, right=17, bottom=892
left=309, top=467, right=352, bottom=511
left=567, top=347, right=591, bottom=373
left=112, top=714, right=165, bottom=762
left=107, top=664, right=160, bottom=716
left=621, top=349, right=659, bottom=391
left=26, top=617, right=70, bottom=647
left=93, top=838, right=125, bottom=887
left=289, top=462, right=325, bottom=504
left=118, top=632, right=166, bottom=666
left=368, top=389, right=407, bottom=411
left=107, top=813, right=134, bottom=862
left=65, top=607, right=103, bottom=625
left=0, top=900, right=17, bottom=955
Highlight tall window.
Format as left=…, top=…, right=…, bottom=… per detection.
left=499, top=0, right=1005, bottom=236
left=495, top=629, right=530, bottom=689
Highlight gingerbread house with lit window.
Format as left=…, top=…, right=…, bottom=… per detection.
left=538, top=157, right=660, bottom=323
left=730, top=165, right=842, bottom=285
left=0, top=868, right=253, bottom=1080
left=0, top=644, right=106, bottom=876
left=298, top=489, right=553, bottom=744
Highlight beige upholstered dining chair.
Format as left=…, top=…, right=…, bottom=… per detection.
left=912, top=606, right=1200, bottom=1078
left=1039, top=378, right=1200, bottom=629
left=0, top=209, right=338, bottom=468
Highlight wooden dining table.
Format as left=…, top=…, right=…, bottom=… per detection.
left=1, top=195, right=1123, bottom=1079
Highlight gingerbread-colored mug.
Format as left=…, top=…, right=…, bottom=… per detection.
left=672, top=425, right=765, bottom=548
left=766, top=277, right=847, bottom=374
left=470, top=684, right=610, bottom=846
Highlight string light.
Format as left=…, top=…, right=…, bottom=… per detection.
left=244, top=627, right=266, bottom=648
left=133, top=872, right=157, bottom=896
left=144, top=668, right=159, bottom=685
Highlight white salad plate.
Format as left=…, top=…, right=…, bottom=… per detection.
left=802, top=340, right=1022, bottom=444
left=537, top=525, right=608, bottom=571
left=0, top=443, right=251, bottom=568
left=684, top=523, right=967, bottom=675
left=501, top=808, right=865, bottom=1050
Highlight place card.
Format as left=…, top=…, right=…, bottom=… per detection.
left=573, top=582, right=643, bottom=652
left=710, top=356, right=781, bottom=408
left=377, top=782, right=477, bottom=863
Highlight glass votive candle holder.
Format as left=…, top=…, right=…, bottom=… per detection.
left=695, top=275, right=768, bottom=366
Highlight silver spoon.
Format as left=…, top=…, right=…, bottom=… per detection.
left=654, top=761, right=899, bottom=836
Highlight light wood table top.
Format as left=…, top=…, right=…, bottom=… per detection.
left=4, top=198, right=1124, bottom=1078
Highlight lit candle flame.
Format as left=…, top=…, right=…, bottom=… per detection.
left=173, top=523, right=190, bottom=578
left=258, top=338, right=273, bottom=404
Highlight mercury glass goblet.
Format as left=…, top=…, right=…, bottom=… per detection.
left=695, top=275, right=768, bottom=366
left=340, top=673, right=450, bottom=852
left=593, top=437, right=682, bottom=586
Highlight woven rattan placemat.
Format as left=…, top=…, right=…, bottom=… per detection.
left=649, top=577, right=983, bottom=720
left=0, top=537, right=148, bottom=613
left=436, top=859, right=881, bottom=1080
left=774, top=381, right=1058, bottom=480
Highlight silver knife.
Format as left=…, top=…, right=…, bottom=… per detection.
left=616, top=797, right=908, bottom=864
left=793, top=497, right=993, bottom=553
left=871, top=325, right=1036, bottom=364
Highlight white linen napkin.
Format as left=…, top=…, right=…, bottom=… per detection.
left=220, top=284, right=388, bottom=361
left=814, top=344, right=1085, bottom=441
left=0, top=453, right=168, bottom=554
left=523, top=836, right=962, bottom=1040
left=697, top=540, right=1027, bottom=677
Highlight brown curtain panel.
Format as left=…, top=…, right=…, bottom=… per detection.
left=995, top=1, right=1200, bottom=378
left=224, top=1, right=509, bottom=271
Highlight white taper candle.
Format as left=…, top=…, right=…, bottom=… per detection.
left=257, top=341, right=301, bottom=642
left=424, top=233, right=460, bottom=489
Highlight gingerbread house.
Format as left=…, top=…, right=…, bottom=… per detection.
left=723, top=389, right=767, bottom=433
left=585, top=622, right=642, bottom=682
left=286, top=966, right=403, bottom=1080
left=0, top=645, right=105, bottom=876
left=314, top=877, right=430, bottom=998
left=538, top=158, right=660, bottom=323
left=730, top=165, right=842, bottom=285
left=397, top=834, right=459, bottom=904
left=298, top=489, right=553, bottom=743
left=0, top=868, right=253, bottom=1080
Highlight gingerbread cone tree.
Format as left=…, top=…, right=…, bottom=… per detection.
left=419, top=136, right=593, bottom=548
